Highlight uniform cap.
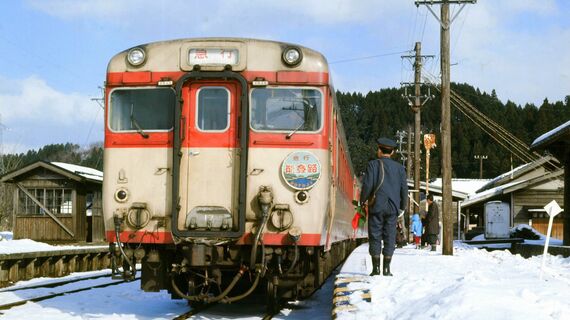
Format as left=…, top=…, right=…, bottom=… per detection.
left=377, top=137, right=397, bottom=149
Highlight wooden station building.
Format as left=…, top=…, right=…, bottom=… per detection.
left=530, top=120, right=569, bottom=245
left=1, top=161, right=104, bottom=243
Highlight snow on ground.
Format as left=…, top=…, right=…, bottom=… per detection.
left=0, top=228, right=569, bottom=319
left=0, top=232, right=106, bottom=254
left=337, top=242, right=570, bottom=320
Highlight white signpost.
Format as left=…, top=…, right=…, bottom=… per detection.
left=540, top=200, right=563, bottom=280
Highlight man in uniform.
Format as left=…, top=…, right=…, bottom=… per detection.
left=360, top=137, right=408, bottom=276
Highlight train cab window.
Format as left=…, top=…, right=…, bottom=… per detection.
left=196, top=87, right=230, bottom=131
left=250, top=88, right=322, bottom=132
left=109, top=88, right=174, bottom=132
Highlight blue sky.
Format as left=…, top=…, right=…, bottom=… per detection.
left=0, top=0, right=569, bottom=153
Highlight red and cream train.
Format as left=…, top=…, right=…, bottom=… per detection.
left=103, top=38, right=365, bottom=309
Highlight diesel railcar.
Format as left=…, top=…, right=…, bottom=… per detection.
left=103, top=38, right=365, bottom=310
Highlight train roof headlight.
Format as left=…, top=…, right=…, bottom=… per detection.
left=127, top=47, right=146, bottom=67
left=282, top=47, right=302, bottom=67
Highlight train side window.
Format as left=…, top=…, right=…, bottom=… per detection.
left=250, top=88, right=322, bottom=132
left=196, top=87, right=230, bottom=131
left=109, top=88, right=174, bottom=132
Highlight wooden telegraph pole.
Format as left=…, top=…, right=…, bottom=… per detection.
left=415, top=0, right=476, bottom=256
left=401, top=42, right=433, bottom=216
left=474, top=155, right=488, bottom=179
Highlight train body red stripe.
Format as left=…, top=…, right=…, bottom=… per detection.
left=106, top=231, right=322, bottom=246
left=106, top=71, right=329, bottom=86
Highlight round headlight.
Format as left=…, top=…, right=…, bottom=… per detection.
left=115, top=188, right=129, bottom=203
left=127, top=47, right=146, bottom=67
left=282, top=47, right=302, bottom=66
left=295, top=190, right=309, bottom=204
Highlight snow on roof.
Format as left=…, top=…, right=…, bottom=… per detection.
left=476, top=155, right=558, bottom=192
left=430, top=178, right=490, bottom=196
left=51, top=162, right=103, bottom=182
left=530, top=119, right=570, bottom=149
left=477, top=162, right=530, bottom=192
left=461, top=179, right=525, bottom=207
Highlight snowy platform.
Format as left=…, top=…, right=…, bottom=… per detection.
left=332, top=242, right=570, bottom=319
left=0, top=237, right=109, bottom=287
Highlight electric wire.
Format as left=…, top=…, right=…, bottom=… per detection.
left=329, top=50, right=410, bottom=64
left=420, top=6, right=429, bottom=43
left=422, top=72, right=562, bottom=173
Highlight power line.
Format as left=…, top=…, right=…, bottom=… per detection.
left=329, top=50, right=411, bottom=64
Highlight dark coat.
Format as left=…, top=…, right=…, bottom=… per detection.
left=360, top=157, right=408, bottom=214
left=426, top=201, right=439, bottom=235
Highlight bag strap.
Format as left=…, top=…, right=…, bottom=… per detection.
left=372, top=159, right=385, bottom=196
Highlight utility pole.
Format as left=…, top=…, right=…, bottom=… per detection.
left=406, top=124, right=413, bottom=179
left=415, top=0, right=476, bottom=256
left=474, top=155, right=488, bottom=179
left=401, top=42, right=433, bottom=216
left=395, top=130, right=408, bottom=166
left=91, top=85, right=105, bottom=110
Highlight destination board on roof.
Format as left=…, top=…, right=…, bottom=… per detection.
left=188, top=48, right=239, bottom=65
left=281, top=151, right=321, bottom=190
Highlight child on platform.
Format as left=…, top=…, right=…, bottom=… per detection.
left=410, top=213, right=423, bottom=249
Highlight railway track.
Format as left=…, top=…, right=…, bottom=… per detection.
left=170, top=278, right=331, bottom=320
left=172, top=303, right=279, bottom=320
left=0, top=270, right=112, bottom=293
left=0, top=265, right=336, bottom=318
left=0, top=272, right=140, bottom=311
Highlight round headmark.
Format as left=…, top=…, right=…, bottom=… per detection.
left=281, top=151, right=321, bottom=190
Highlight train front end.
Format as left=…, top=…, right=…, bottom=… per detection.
left=104, top=38, right=357, bottom=308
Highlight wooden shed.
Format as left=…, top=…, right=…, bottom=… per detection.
left=460, top=155, right=564, bottom=239
left=1, top=161, right=104, bottom=243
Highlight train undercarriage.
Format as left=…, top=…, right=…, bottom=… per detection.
left=110, top=239, right=359, bottom=312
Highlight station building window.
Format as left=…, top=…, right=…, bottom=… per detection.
left=18, top=188, right=72, bottom=215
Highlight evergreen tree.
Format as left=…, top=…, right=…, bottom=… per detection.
left=336, top=83, right=568, bottom=178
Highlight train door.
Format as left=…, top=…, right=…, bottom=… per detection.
left=178, top=80, right=242, bottom=235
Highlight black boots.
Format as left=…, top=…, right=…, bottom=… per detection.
left=383, top=256, right=393, bottom=276
left=370, top=255, right=381, bottom=276
left=370, top=255, right=393, bottom=276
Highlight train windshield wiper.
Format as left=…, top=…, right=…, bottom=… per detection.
left=286, top=120, right=305, bottom=139
left=130, top=114, right=149, bottom=139
left=130, top=103, right=149, bottom=139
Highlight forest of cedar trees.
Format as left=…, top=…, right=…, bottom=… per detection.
left=337, top=82, right=569, bottom=179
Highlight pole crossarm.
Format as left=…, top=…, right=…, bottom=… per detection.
left=415, top=0, right=476, bottom=4
left=415, top=1, right=477, bottom=29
